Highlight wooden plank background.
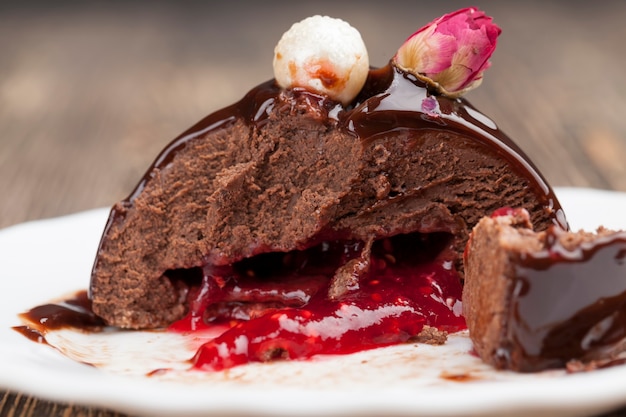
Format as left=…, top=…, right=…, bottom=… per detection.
left=2, top=1, right=626, bottom=416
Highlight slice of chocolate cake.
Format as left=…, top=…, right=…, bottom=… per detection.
left=463, top=208, right=626, bottom=372
left=90, top=10, right=566, bottom=369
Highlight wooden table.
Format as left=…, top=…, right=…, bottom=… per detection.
left=2, top=1, right=626, bottom=415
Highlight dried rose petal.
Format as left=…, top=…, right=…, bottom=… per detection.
left=394, top=7, right=501, bottom=97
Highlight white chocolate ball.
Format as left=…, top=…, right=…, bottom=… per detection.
left=273, top=15, right=369, bottom=105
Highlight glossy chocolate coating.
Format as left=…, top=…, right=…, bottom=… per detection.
left=115, top=63, right=565, bottom=229
left=506, top=228, right=626, bottom=371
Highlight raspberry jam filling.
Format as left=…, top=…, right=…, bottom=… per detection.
left=169, top=233, right=466, bottom=371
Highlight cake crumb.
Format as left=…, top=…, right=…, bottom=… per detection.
left=412, top=325, right=448, bottom=345
left=566, top=357, right=626, bottom=373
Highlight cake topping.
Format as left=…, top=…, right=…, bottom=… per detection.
left=273, top=15, right=369, bottom=105
left=394, top=7, right=501, bottom=97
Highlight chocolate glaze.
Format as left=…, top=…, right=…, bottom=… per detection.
left=111, top=63, right=565, bottom=230
left=13, top=291, right=105, bottom=344
left=505, top=228, right=626, bottom=371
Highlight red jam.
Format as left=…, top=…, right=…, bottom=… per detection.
left=169, top=233, right=466, bottom=371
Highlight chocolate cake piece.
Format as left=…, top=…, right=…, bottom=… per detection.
left=90, top=11, right=566, bottom=335
left=463, top=209, right=626, bottom=372
left=90, top=63, right=564, bottom=330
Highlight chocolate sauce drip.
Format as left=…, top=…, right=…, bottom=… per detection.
left=13, top=291, right=105, bottom=344
left=112, top=63, right=564, bottom=230
left=506, top=229, right=626, bottom=371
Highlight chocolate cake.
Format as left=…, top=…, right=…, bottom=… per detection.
left=89, top=10, right=566, bottom=369
left=463, top=209, right=626, bottom=372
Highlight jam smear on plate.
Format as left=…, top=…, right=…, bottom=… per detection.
left=168, top=232, right=466, bottom=371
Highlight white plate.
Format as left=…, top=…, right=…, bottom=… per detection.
left=2, top=187, right=626, bottom=417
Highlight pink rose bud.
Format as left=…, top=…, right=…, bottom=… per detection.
left=394, top=7, right=501, bottom=97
